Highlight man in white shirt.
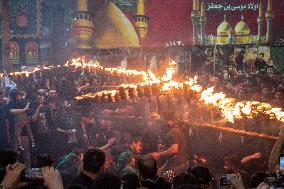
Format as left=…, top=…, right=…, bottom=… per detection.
left=0, top=70, right=16, bottom=97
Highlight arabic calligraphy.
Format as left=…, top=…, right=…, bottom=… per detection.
left=164, top=40, right=185, bottom=47
left=207, top=2, right=259, bottom=11
left=112, top=0, right=136, bottom=7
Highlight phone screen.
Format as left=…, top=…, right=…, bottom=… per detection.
left=280, top=155, right=284, bottom=171
left=220, top=175, right=232, bottom=186
left=22, top=168, right=43, bottom=182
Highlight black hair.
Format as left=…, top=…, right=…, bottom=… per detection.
left=131, top=137, right=142, bottom=144
left=176, top=184, right=202, bottom=189
left=223, top=155, right=239, bottom=167
left=0, top=150, right=18, bottom=167
left=35, top=154, right=55, bottom=168
left=83, top=149, right=106, bottom=174
left=72, top=148, right=84, bottom=156
left=9, top=89, right=21, bottom=105
left=91, top=172, right=121, bottom=189
left=189, top=166, right=212, bottom=186
left=137, top=155, right=157, bottom=179
left=122, top=173, right=141, bottom=189
left=172, top=173, right=197, bottom=189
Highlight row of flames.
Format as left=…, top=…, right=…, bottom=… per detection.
left=73, top=58, right=284, bottom=126
left=1, top=58, right=283, bottom=140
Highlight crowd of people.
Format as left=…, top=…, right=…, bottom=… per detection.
left=1, top=48, right=284, bottom=189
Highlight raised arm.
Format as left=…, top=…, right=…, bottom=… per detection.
left=10, top=102, right=29, bottom=115
left=268, top=127, right=284, bottom=173
left=150, top=144, right=179, bottom=160
left=31, top=104, right=43, bottom=122
left=241, top=152, right=262, bottom=164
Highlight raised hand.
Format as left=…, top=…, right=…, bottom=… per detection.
left=42, top=166, right=64, bottom=189
left=108, top=137, right=117, bottom=146
left=1, top=163, right=26, bottom=189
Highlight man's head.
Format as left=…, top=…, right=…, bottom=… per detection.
left=36, top=95, right=45, bottom=105
left=0, top=150, right=18, bottom=167
left=122, top=173, right=141, bottom=189
left=259, top=53, right=264, bottom=59
left=137, top=155, right=158, bottom=179
left=223, top=155, right=239, bottom=173
left=91, top=172, right=121, bottom=189
left=130, top=138, right=142, bottom=154
left=172, top=173, right=197, bottom=189
left=83, top=149, right=106, bottom=175
left=9, top=89, right=22, bottom=102
left=48, top=89, right=57, bottom=100
left=72, top=148, right=84, bottom=161
left=189, top=165, right=212, bottom=186
left=118, top=150, right=135, bottom=166
left=35, top=154, right=55, bottom=168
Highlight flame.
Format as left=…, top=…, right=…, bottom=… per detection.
left=199, top=87, right=284, bottom=123
left=2, top=56, right=283, bottom=139
left=65, top=57, right=147, bottom=77
left=3, top=56, right=283, bottom=126
left=75, top=58, right=284, bottom=125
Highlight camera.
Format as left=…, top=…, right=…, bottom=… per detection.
left=220, top=175, right=232, bottom=186
left=21, top=168, right=43, bottom=182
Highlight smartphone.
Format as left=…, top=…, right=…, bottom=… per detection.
left=220, top=175, right=232, bottom=186
left=279, top=154, right=284, bottom=171
left=22, top=168, right=43, bottom=182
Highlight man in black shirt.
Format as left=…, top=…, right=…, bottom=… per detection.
left=254, top=53, right=267, bottom=74
left=68, top=149, right=106, bottom=189
left=0, top=91, right=9, bottom=149
left=29, top=95, right=51, bottom=155
left=137, top=155, right=171, bottom=189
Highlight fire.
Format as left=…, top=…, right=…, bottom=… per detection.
left=2, top=56, right=283, bottom=139
left=199, top=87, right=284, bottom=123
left=0, top=66, right=54, bottom=78
left=65, top=57, right=148, bottom=77
left=75, top=59, right=284, bottom=125
left=3, top=56, right=283, bottom=126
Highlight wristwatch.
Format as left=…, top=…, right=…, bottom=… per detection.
left=0, top=184, right=7, bottom=189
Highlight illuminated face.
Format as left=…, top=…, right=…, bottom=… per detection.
left=36, top=95, right=45, bottom=104
left=48, top=90, right=57, bottom=98
left=132, top=141, right=142, bottom=154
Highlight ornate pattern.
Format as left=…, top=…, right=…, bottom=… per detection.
left=0, top=0, right=42, bottom=39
